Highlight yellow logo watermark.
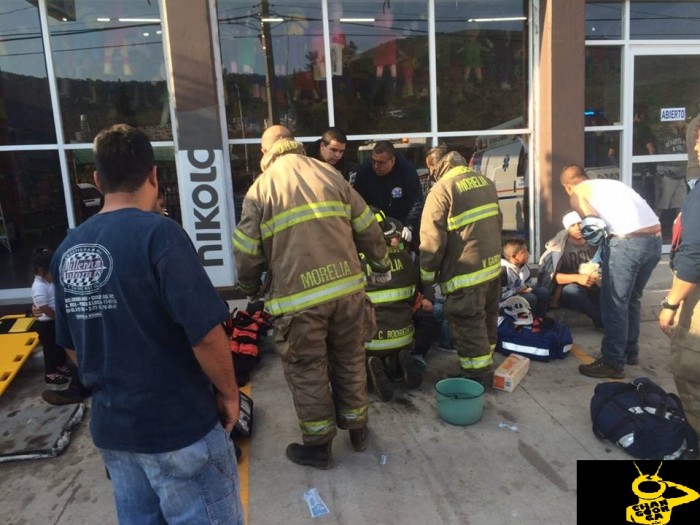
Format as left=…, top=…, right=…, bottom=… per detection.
left=626, top=462, right=699, bottom=524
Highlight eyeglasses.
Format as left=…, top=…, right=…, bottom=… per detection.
left=371, top=157, right=394, bottom=166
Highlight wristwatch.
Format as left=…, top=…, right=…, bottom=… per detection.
left=661, top=297, right=680, bottom=311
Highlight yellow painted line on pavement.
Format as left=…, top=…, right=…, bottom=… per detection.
left=239, top=382, right=251, bottom=525
left=570, top=343, right=595, bottom=364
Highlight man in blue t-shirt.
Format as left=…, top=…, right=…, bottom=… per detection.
left=52, top=124, right=243, bottom=524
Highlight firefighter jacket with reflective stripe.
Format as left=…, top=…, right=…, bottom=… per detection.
left=419, top=152, right=502, bottom=296
left=233, top=139, right=389, bottom=316
left=364, top=246, right=416, bottom=352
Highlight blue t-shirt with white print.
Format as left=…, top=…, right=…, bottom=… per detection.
left=52, top=208, right=229, bottom=453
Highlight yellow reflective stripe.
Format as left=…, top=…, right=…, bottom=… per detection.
left=367, top=285, right=415, bottom=305
left=236, top=282, right=259, bottom=295
left=232, top=229, right=262, bottom=256
left=440, top=263, right=500, bottom=295
left=365, top=329, right=414, bottom=351
left=442, top=165, right=470, bottom=181
left=448, top=203, right=500, bottom=231
left=458, top=353, right=494, bottom=370
left=266, top=273, right=366, bottom=315
left=421, top=268, right=436, bottom=282
left=338, top=405, right=368, bottom=422
left=260, top=201, right=350, bottom=239
left=299, top=419, right=335, bottom=436
left=352, top=206, right=375, bottom=233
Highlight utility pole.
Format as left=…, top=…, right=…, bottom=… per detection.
left=260, top=0, right=279, bottom=125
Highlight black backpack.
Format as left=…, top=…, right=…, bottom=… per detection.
left=590, top=377, right=698, bottom=460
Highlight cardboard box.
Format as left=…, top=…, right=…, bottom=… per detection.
left=492, top=354, right=530, bottom=392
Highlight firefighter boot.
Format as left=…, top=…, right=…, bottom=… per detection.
left=400, top=350, right=426, bottom=390
left=349, top=426, right=369, bottom=452
left=285, top=441, right=334, bottom=470
left=368, top=356, right=393, bottom=401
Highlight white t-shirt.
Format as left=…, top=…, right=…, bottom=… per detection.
left=579, top=179, right=659, bottom=235
left=31, top=275, right=55, bottom=322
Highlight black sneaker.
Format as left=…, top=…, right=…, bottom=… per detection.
left=42, top=389, right=83, bottom=405
left=285, top=442, right=334, bottom=469
left=400, top=351, right=426, bottom=390
left=45, top=373, right=69, bottom=385
left=367, top=356, right=393, bottom=401
left=349, top=426, right=368, bottom=452
left=55, top=365, right=73, bottom=377
left=579, top=356, right=624, bottom=379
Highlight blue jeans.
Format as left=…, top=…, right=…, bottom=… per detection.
left=100, top=423, right=244, bottom=525
left=519, top=288, right=550, bottom=317
left=560, top=283, right=602, bottom=328
left=432, top=301, right=453, bottom=346
left=600, top=235, right=661, bottom=369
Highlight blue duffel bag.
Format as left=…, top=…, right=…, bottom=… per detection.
left=590, top=376, right=698, bottom=460
left=496, top=315, right=573, bottom=362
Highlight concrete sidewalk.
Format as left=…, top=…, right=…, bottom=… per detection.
left=0, top=257, right=678, bottom=524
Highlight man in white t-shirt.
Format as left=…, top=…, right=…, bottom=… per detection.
left=560, top=164, right=662, bottom=379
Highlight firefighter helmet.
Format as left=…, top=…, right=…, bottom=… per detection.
left=371, top=206, right=402, bottom=240
left=500, top=296, right=534, bottom=326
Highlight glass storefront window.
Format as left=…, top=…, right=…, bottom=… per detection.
left=585, top=46, right=621, bottom=126
left=585, top=1, right=623, bottom=40
left=336, top=0, right=429, bottom=135
left=218, top=0, right=329, bottom=139
left=630, top=2, right=700, bottom=40
left=0, top=150, right=67, bottom=289
left=47, top=0, right=170, bottom=143
left=584, top=130, right=620, bottom=172
left=435, top=0, right=528, bottom=133
left=66, top=146, right=181, bottom=224
left=0, top=1, right=57, bottom=145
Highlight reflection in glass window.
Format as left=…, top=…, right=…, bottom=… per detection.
left=585, top=1, right=622, bottom=40
left=585, top=46, right=621, bottom=126
left=336, top=0, right=429, bottom=134
left=0, top=150, right=67, bottom=289
left=631, top=1, right=700, bottom=40
left=435, top=0, right=528, bottom=133
left=47, top=0, right=170, bottom=143
left=66, top=146, right=181, bottom=224
left=218, top=0, right=329, bottom=138
left=0, top=1, right=56, bottom=145
left=584, top=131, right=620, bottom=173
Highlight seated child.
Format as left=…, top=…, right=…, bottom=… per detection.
left=537, top=211, right=603, bottom=328
left=500, top=237, right=548, bottom=317
left=362, top=210, right=423, bottom=401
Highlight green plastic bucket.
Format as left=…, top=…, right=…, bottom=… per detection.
left=434, top=378, right=484, bottom=426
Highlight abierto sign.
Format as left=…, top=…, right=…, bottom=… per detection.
left=660, top=107, right=686, bottom=122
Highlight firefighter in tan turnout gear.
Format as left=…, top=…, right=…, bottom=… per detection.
left=362, top=208, right=424, bottom=401
left=419, top=146, right=502, bottom=383
left=232, top=125, right=390, bottom=469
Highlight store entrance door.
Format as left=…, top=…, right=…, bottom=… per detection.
left=629, top=48, right=700, bottom=247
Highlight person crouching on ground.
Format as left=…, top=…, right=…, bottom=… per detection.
left=363, top=209, right=425, bottom=401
